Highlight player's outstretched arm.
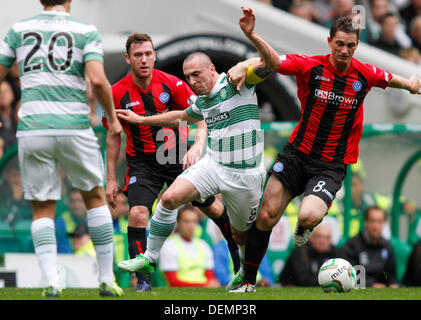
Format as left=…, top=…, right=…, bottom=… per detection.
left=227, top=7, right=281, bottom=90
left=239, top=7, right=282, bottom=74
left=116, top=109, right=198, bottom=127
left=389, top=73, right=421, bottom=94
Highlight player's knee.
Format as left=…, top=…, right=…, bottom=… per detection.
left=256, top=207, right=278, bottom=230
left=160, top=192, right=181, bottom=210
left=298, top=208, right=320, bottom=229
left=129, top=206, right=149, bottom=227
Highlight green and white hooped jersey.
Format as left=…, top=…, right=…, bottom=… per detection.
left=186, top=73, right=263, bottom=171
left=0, top=11, right=104, bottom=137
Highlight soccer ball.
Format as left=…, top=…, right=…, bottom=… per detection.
left=318, top=258, right=356, bottom=293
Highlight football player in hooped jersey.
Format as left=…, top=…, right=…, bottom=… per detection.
left=104, top=34, right=240, bottom=291
left=115, top=51, right=267, bottom=292
left=225, top=7, right=421, bottom=292
left=0, top=0, right=123, bottom=298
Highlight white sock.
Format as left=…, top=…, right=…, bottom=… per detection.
left=31, top=218, right=59, bottom=288
left=87, top=205, right=114, bottom=287
left=144, top=201, right=177, bottom=263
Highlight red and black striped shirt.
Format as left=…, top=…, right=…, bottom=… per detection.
left=277, top=54, right=392, bottom=164
left=103, top=69, right=196, bottom=172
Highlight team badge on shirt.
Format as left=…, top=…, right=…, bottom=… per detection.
left=220, top=88, right=228, bottom=100
left=272, top=161, right=284, bottom=173
left=160, top=92, right=170, bottom=103
left=129, top=176, right=137, bottom=185
left=352, top=80, right=362, bottom=92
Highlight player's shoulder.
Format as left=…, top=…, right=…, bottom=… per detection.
left=62, top=15, right=100, bottom=36
left=112, top=73, right=132, bottom=89
left=111, top=73, right=133, bottom=100
left=304, top=55, right=327, bottom=71
left=283, top=53, right=321, bottom=61
left=283, top=53, right=324, bottom=69
left=154, top=69, right=186, bottom=87
left=352, top=58, right=379, bottom=75
left=9, top=14, right=42, bottom=32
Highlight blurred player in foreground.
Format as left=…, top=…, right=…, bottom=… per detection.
left=0, top=0, right=123, bottom=297
left=226, top=6, right=421, bottom=292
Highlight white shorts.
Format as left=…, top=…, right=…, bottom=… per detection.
left=18, top=129, right=104, bottom=201
left=179, top=154, right=266, bottom=232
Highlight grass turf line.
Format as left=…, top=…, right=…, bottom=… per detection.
left=1, top=287, right=421, bottom=300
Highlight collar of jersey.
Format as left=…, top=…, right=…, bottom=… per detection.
left=325, top=54, right=355, bottom=77
left=42, top=10, right=70, bottom=16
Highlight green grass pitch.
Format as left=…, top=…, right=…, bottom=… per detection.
left=1, top=287, right=421, bottom=300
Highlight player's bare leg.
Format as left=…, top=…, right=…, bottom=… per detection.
left=199, top=198, right=241, bottom=273
left=294, top=195, right=328, bottom=247
left=32, top=200, right=56, bottom=220
left=118, top=177, right=201, bottom=273
left=229, top=175, right=293, bottom=292
left=80, top=186, right=123, bottom=297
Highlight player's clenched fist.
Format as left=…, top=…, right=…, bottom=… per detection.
left=408, top=74, right=421, bottom=94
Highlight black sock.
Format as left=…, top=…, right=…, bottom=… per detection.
left=210, top=206, right=240, bottom=273
left=210, top=206, right=237, bottom=250
left=243, top=222, right=272, bottom=285
left=295, top=223, right=307, bottom=236
left=296, top=215, right=325, bottom=235
left=127, top=226, right=149, bottom=283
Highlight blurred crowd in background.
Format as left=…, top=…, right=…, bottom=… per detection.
left=256, top=0, right=421, bottom=63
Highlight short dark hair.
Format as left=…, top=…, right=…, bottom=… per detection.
left=125, top=33, right=154, bottom=54
left=183, top=51, right=213, bottom=67
left=330, top=16, right=360, bottom=39
left=40, top=0, right=68, bottom=6
left=364, top=206, right=387, bottom=221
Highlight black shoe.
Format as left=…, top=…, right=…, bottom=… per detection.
left=134, top=279, right=152, bottom=292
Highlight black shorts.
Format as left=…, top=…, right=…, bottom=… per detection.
left=269, top=144, right=347, bottom=207
left=124, top=158, right=215, bottom=212
left=124, top=161, right=183, bottom=212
